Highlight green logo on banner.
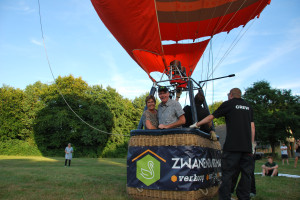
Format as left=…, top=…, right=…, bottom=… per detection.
left=136, top=154, right=160, bottom=186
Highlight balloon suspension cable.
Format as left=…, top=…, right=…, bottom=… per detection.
left=209, top=18, right=257, bottom=79
left=210, top=40, right=215, bottom=113
left=209, top=0, right=264, bottom=79
left=159, top=69, right=167, bottom=83
left=37, top=0, right=129, bottom=137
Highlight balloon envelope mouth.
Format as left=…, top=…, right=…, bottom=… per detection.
left=132, top=39, right=210, bottom=78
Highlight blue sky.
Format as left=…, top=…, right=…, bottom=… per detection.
left=1, top=0, right=300, bottom=105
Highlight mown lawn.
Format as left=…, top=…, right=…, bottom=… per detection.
left=0, top=156, right=299, bottom=200
left=230, top=158, right=300, bottom=200
left=0, top=156, right=128, bottom=200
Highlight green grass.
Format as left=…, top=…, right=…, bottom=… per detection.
left=0, top=156, right=128, bottom=200
left=0, top=156, right=299, bottom=200
left=230, top=158, right=300, bottom=200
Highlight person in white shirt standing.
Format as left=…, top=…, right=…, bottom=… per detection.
left=65, top=143, right=74, bottom=167
left=280, top=143, right=289, bottom=165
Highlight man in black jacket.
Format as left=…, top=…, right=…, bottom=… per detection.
left=191, top=88, right=255, bottom=200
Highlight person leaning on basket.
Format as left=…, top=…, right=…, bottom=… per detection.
left=157, top=86, right=186, bottom=129
left=142, top=95, right=158, bottom=129
left=190, top=88, right=255, bottom=200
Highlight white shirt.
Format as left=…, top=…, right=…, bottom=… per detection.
left=280, top=145, right=288, bottom=155
left=65, top=147, right=73, bottom=159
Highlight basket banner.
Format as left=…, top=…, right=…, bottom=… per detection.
left=127, top=146, right=222, bottom=191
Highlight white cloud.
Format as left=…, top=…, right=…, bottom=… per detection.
left=98, top=51, right=152, bottom=99
left=204, top=16, right=300, bottom=85
left=31, top=39, right=43, bottom=46
left=2, top=1, right=35, bottom=14
left=272, top=80, right=300, bottom=97
left=226, top=22, right=300, bottom=89
left=275, top=81, right=300, bottom=90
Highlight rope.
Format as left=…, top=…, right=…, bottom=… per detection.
left=198, top=3, right=218, bottom=84
left=206, top=0, right=246, bottom=79
left=210, top=0, right=235, bottom=37
left=199, top=0, right=234, bottom=97
left=201, top=52, right=204, bottom=81
left=213, top=33, right=228, bottom=68
left=208, top=0, right=264, bottom=79
left=212, top=0, right=247, bottom=37
left=37, top=0, right=129, bottom=137
left=210, top=41, right=215, bottom=113
left=211, top=0, right=266, bottom=78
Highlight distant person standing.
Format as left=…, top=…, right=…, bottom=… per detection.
left=280, top=143, right=289, bottom=165
left=192, top=88, right=255, bottom=200
left=294, top=139, right=300, bottom=168
left=65, top=143, right=73, bottom=167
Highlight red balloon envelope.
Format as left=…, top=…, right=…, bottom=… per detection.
left=91, top=0, right=270, bottom=79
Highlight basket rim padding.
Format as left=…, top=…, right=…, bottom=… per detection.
left=130, top=128, right=219, bottom=141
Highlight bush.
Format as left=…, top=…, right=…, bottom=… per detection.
left=71, top=146, right=98, bottom=158
left=0, top=139, right=42, bottom=156
left=101, top=141, right=128, bottom=158
left=264, top=152, right=279, bottom=159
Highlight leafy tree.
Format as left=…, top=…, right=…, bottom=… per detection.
left=89, top=86, right=141, bottom=157
left=22, top=81, right=48, bottom=142
left=34, top=75, right=113, bottom=157
left=278, top=90, right=300, bottom=139
left=209, top=101, right=225, bottom=126
left=243, top=81, right=300, bottom=156
left=0, top=75, right=156, bottom=157
left=132, top=92, right=149, bottom=115
left=0, top=85, right=25, bottom=141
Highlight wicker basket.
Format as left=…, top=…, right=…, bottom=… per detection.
left=127, top=130, right=221, bottom=200
left=127, top=185, right=219, bottom=200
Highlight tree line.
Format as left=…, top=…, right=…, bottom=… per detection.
left=209, top=81, right=300, bottom=156
left=243, top=81, right=300, bottom=155
left=0, top=76, right=299, bottom=157
left=0, top=75, right=146, bottom=157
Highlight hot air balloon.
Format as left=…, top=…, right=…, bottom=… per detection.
left=91, top=0, right=270, bottom=199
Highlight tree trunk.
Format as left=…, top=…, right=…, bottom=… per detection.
left=271, top=143, right=276, bottom=158
left=291, top=142, right=295, bottom=157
